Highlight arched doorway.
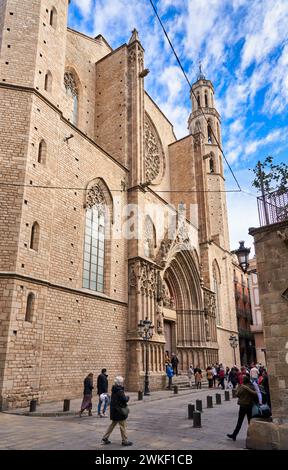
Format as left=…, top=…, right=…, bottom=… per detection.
left=162, top=248, right=212, bottom=371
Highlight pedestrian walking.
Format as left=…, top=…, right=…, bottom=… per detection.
left=188, top=365, right=194, bottom=387
left=250, top=363, right=259, bottom=384
left=206, top=366, right=213, bottom=388
left=102, top=376, right=133, bottom=446
left=227, top=376, right=258, bottom=441
left=195, top=368, right=203, bottom=389
left=79, top=372, right=94, bottom=417
left=164, top=351, right=171, bottom=371
left=171, top=353, right=179, bottom=376
left=97, top=368, right=109, bottom=417
left=166, top=364, right=174, bottom=390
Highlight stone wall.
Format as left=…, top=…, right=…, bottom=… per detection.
left=95, top=46, right=128, bottom=168
left=0, top=0, right=7, bottom=53
left=250, top=220, right=288, bottom=424
left=65, top=29, right=111, bottom=139
left=0, top=82, right=129, bottom=408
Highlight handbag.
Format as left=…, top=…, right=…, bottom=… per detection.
left=120, top=405, right=130, bottom=418
left=252, top=403, right=271, bottom=418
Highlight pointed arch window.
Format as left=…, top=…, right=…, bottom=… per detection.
left=50, top=7, right=57, bottom=28
left=207, top=123, right=213, bottom=143
left=25, top=293, right=35, bottom=322
left=205, top=92, right=208, bottom=107
left=44, top=71, right=52, bottom=92
left=83, top=185, right=107, bottom=292
left=144, top=216, right=156, bottom=258
left=37, top=139, right=46, bottom=164
left=197, top=94, right=200, bottom=108
left=64, top=71, right=78, bottom=126
left=209, top=156, right=215, bottom=173
left=30, top=222, right=40, bottom=251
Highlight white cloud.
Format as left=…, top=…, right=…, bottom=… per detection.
left=68, top=0, right=288, bottom=163
left=226, top=169, right=259, bottom=253
left=241, top=0, right=288, bottom=70
left=73, top=0, right=93, bottom=17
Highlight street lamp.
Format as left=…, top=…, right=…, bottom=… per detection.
left=138, top=317, right=154, bottom=396
left=229, top=334, right=238, bottom=365
left=234, top=240, right=250, bottom=273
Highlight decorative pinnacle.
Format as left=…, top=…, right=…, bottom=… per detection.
left=197, top=60, right=206, bottom=80
left=129, top=28, right=140, bottom=44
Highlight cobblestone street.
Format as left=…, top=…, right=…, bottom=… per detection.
left=0, top=388, right=248, bottom=450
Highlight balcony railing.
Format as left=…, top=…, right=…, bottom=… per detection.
left=257, top=188, right=288, bottom=227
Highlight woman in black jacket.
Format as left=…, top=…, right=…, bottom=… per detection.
left=79, top=373, right=94, bottom=417
left=102, top=376, right=133, bottom=446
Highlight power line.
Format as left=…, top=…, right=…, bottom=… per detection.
left=0, top=181, right=245, bottom=193
left=149, top=0, right=242, bottom=192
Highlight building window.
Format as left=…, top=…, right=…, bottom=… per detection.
left=83, top=185, right=107, bottom=293
left=64, top=71, right=78, bottom=126
left=207, top=123, right=212, bottom=143
left=197, top=94, right=200, bottom=108
left=144, top=216, right=156, bottom=258
left=30, top=222, right=40, bottom=251
left=44, top=71, right=52, bottom=92
left=205, top=92, right=208, bottom=107
left=209, top=156, right=215, bottom=173
left=37, top=139, right=46, bottom=164
left=25, top=293, right=35, bottom=322
left=50, top=7, right=57, bottom=28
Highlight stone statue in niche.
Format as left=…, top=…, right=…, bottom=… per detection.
left=205, top=315, right=211, bottom=341
left=156, top=303, right=164, bottom=334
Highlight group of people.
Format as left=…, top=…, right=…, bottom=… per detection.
left=79, top=369, right=133, bottom=447
left=165, top=351, right=179, bottom=389
left=187, top=361, right=271, bottom=441
left=79, top=361, right=270, bottom=446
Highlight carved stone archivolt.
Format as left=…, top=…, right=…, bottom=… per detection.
left=86, top=184, right=106, bottom=213
left=144, top=114, right=164, bottom=184
left=155, top=221, right=191, bottom=267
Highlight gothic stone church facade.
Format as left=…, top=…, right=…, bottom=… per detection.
left=0, top=0, right=239, bottom=408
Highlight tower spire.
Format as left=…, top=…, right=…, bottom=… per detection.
left=197, top=60, right=206, bottom=81
left=129, top=28, right=140, bottom=44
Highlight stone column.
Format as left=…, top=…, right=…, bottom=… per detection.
left=248, top=220, right=288, bottom=449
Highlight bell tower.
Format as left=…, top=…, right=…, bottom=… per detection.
left=188, top=65, right=230, bottom=251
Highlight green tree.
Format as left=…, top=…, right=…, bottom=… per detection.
left=251, top=156, right=288, bottom=194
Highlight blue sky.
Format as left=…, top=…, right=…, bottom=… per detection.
left=68, top=0, right=288, bottom=253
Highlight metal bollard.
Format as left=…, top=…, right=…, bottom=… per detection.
left=232, top=388, right=237, bottom=398
left=188, top=403, right=195, bottom=419
left=196, top=399, right=202, bottom=412
left=63, top=399, right=70, bottom=412
left=193, top=410, right=202, bottom=428
left=174, top=385, right=178, bottom=394
left=138, top=390, right=143, bottom=401
left=225, top=390, right=230, bottom=401
left=29, top=399, right=37, bottom=412
left=216, top=393, right=221, bottom=405
left=207, top=395, right=213, bottom=408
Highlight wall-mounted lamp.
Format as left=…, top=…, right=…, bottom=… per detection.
left=64, top=133, right=74, bottom=143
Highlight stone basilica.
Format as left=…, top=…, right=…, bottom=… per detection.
left=0, top=0, right=239, bottom=408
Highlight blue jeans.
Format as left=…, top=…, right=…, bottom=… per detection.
left=98, top=397, right=108, bottom=415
